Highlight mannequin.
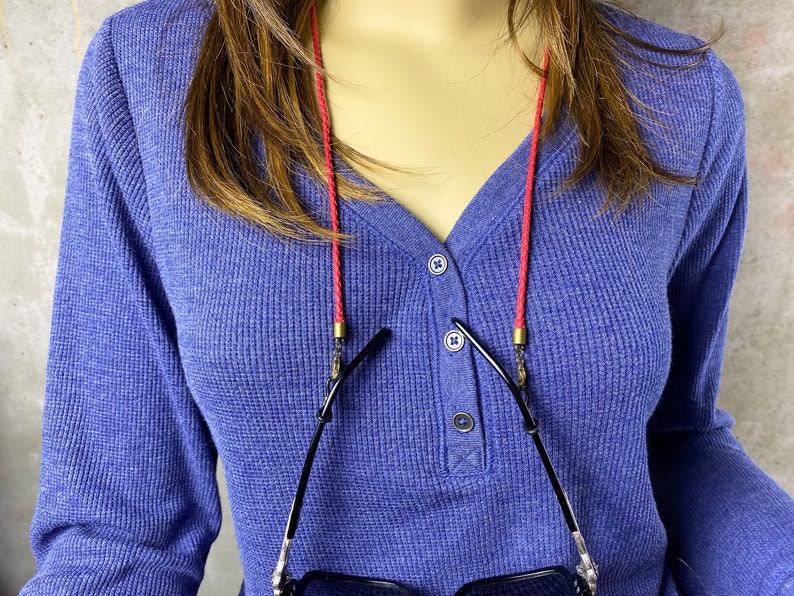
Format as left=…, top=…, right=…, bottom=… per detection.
left=307, top=0, right=545, bottom=243
left=22, top=0, right=794, bottom=593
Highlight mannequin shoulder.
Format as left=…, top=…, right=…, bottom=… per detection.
left=596, top=3, right=739, bottom=99
left=93, top=0, right=210, bottom=86
left=596, top=4, right=744, bottom=174
left=105, top=0, right=210, bottom=36
left=80, top=0, right=211, bottom=136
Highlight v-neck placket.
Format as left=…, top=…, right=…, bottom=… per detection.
left=288, top=101, right=575, bottom=477
left=292, top=111, right=575, bottom=477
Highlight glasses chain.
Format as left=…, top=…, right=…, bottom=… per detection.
left=514, top=344, right=528, bottom=394
left=322, top=337, right=345, bottom=409
left=330, top=337, right=344, bottom=383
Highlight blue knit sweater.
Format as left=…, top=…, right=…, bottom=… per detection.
left=23, top=1, right=794, bottom=594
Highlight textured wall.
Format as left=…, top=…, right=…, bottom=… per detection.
left=1, top=1, right=791, bottom=593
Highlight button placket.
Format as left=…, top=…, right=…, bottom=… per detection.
left=427, top=251, right=486, bottom=475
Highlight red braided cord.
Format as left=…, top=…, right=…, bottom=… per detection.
left=514, top=45, right=551, bottom=333
left=310, top=4, right=345, bottom=327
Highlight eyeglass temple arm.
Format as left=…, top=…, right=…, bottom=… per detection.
left=273, top=327, right=391, bottom=596
left=450, top=318, right=598, bottom=594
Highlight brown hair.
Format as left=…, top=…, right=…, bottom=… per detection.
left=183, top=0, right=722, bottom=243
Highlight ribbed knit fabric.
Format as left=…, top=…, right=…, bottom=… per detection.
left=22, top=1, right=794, bottom=594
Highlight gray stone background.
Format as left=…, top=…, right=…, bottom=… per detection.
left=1, top=0, right=792, bottom=594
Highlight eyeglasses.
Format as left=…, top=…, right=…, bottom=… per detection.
left=271, top=319, right=598, bottom=595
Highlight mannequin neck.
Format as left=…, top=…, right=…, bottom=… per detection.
left=315, top=0, right=535, bottom=52
left=306, top=0, right=547, bottom=244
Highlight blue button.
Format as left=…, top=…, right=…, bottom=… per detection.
left=444, top=330, right=464, bottom=352
left=428, top=254, right=448, bottom=275
left=453, top=412, right=475, bottom=433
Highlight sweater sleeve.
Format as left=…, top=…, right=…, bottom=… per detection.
left=647, top=50, right=794, bottom=596
left=22, top=16, right=221, bottom=595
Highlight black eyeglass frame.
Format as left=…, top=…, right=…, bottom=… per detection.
left=271, top=319, right=598, bottom=595
left=279, top=565, right=581, bottom=595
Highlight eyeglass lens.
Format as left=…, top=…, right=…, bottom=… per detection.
left=293, top=567, right=579, bottom=595
left=456, top=568, right=578, bottom=595
left=295, top=574, right=409, bottom=595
